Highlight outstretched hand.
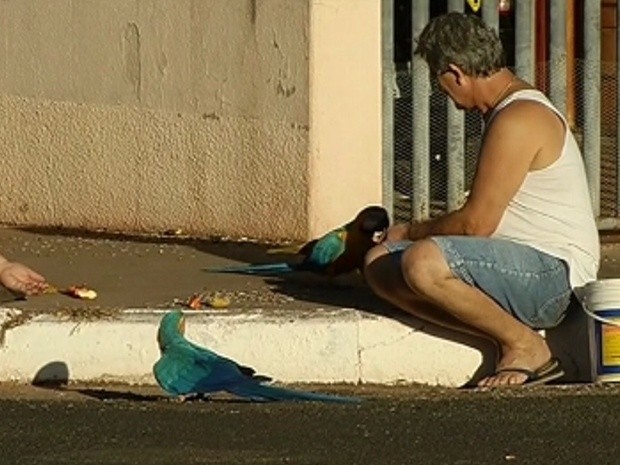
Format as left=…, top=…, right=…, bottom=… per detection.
left=0, top=261, right=48, bottom=296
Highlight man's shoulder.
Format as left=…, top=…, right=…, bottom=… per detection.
left=497, top=95, right=562, bottom=124
left=484, top=95, right=566, bottom=170
left=489, top=97, right=564, bottom=139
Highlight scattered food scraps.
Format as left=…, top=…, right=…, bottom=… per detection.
left=44, top=285, right=98, bottom=300
left=205, top=294, right=231, bottom=309
left=182, top=293, right=231, bottom=310
left=64, top=285, right=98, bottom=300
left=187, top=294, right=203, bottom=310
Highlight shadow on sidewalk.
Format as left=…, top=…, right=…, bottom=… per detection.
left=71, top=388, right=163, bottom=402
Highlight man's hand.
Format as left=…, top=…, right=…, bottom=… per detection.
left=0, top=261, right=48, bottom=296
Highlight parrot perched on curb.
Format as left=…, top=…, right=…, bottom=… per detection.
left=153, top=310, right=362, bottom=403
left=203, top=205, right=390, bottom=278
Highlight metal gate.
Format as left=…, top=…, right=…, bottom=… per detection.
left=381, top=0, right=617, bottom=228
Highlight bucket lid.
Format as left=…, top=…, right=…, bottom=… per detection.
left=584, top=279, right=620, bottom=308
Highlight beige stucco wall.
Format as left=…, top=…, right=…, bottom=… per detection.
left=0, top=0, right=382, bottom=241
left=308, top=0, right=382, bottom=236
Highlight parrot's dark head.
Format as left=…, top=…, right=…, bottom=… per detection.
left=157, top=310, right=186, bottom=351
left=354, top=206, right=390, bottom=243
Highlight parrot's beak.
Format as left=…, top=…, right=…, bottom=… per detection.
left=372, top=230, right=387, bottom=244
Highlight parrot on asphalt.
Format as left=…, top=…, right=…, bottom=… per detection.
left=203, top=205, right=390, bottom=278
left=153, top=310, right=362, bottom=403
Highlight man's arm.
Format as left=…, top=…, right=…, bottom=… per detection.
left=392, top=100, right=563, bottom=241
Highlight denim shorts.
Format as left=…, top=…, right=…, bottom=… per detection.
left=383, top=236, right=572, bottom=329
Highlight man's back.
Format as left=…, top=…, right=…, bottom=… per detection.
left=488, top=89, right=599, bottom=287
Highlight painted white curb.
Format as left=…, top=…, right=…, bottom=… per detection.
left=0, top=308, right=489, bottom=386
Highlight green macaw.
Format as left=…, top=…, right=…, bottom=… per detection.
left=153, top=310, right=361, bottom=403
left=204, top=205, right=390, bottom=277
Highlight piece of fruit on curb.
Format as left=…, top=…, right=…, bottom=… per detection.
left=187, top=294, right=203, bottom=310
left=44, top=285, right=97, bottom=300
left=63, top=285, right=98, bottom=300
left=205, top=294, right=231, bottom=309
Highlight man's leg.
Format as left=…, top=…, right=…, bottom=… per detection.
left=364, top=243, right=490, bottom=339
left=365, top=238, right=566, bottom=387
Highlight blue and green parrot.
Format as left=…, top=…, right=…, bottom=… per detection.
left=203, top=205, right=390, bottom=277
left=153, top=310, right=361, bottom=403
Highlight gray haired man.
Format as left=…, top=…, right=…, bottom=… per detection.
left=365, top=12, right=599, bottom=388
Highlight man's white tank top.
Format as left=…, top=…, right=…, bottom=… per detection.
left=488, top=89, right=600, bottom=288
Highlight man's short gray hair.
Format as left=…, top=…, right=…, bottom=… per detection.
left=414, top=12, right=505, bottom=77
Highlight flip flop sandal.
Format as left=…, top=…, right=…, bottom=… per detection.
left=491, top=357, right=565, bottom=388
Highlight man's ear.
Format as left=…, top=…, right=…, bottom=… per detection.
left=446, top=63, right=466, bottom=85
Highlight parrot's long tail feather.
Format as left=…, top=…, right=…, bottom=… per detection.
left=203, top=263, right=294, bottom=275
left=228, top=382, right=362, bottom=403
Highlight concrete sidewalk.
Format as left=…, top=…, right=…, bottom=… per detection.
left=0, top=226, right=618, bottom=387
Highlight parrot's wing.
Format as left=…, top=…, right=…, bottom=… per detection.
left=297, top=239, right=319, bottom=257
left=185, top=340, right=272, bottom=381
left=304, top=229, right=346, bottom=268
left=153, top=344, right=244, bottom=396
left=328, top=221, right=379, bottom=275
left=154, top=348, right=203, bottom=396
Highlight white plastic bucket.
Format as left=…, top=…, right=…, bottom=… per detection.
left=582, top=279, right=620, bottom=382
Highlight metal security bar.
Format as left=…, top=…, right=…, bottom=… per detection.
left=583, top=0, right=601, bottom=217
left=446, top=0, right=466, bottom=213
left=411, top=1, right=430, bottom=221
left=382, top=0, right=396, bottom=221
left=549, top=1, right=567, bottom=117
left=386, top=0, right=611, bottom=228
left=514, top=0, right=534, bottom=84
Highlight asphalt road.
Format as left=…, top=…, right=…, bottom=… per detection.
left=0, top=383, right=619, bottom=465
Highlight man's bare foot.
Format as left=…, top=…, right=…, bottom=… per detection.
left=478, top=332, right=553, bottom=388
